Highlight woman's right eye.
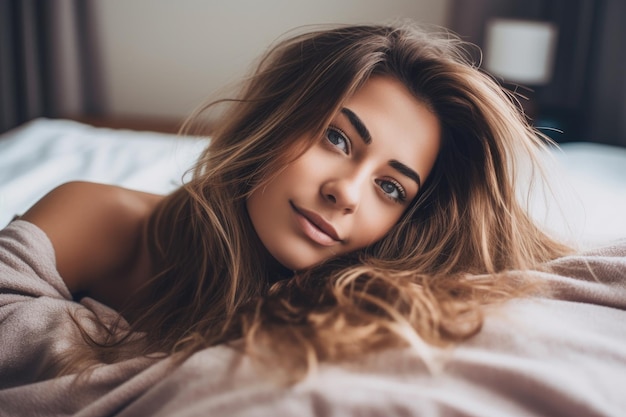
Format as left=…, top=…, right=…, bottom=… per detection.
left=326, top=127, right=350, bottom=154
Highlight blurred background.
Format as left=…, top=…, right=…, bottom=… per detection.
left=1, top=0, right=624, bottom=146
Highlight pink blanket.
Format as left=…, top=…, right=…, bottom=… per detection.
left=1, top=220, right=625, bottom=416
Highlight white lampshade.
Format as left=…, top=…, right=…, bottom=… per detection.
left=484, top=18, right=558, bottom=85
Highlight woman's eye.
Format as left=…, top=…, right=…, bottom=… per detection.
left=326, top=128, right=349, bottom=154
left=376, top=179, right=407, bottom=202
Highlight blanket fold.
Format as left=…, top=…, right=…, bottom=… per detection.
left=1, top=220, right=625, bottom=417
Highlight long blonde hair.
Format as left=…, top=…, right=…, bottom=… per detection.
left=65, top=22, right=571, bottom=379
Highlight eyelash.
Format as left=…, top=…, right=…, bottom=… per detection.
left=326, top=126, right=350, bottom=154
left=324, top=127, right=407, bottom=204
left=376, top=178, right=407, bottom=203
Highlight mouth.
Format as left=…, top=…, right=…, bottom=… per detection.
left=290, top=201, right=342, bottom=247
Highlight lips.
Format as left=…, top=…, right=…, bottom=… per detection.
left=290, top=202, right=342, bottom=246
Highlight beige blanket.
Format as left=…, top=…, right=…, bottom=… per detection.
left=1, top=220, right=625, bottom=416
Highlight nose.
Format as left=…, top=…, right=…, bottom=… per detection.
left=320, top=173, right=366, bottom=214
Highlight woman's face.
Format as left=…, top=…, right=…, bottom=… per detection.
left=247, top=76, right=441, bottom=271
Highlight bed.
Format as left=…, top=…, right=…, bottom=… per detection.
left=1, top=118, right=625, bottom=416
left=2, top=118, right=626, bottom=244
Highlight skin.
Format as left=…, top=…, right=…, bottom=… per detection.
left=18, top=76, right=440, bottom=309
left=21, top=181, right=162, bottom=310
left=247, top=76, right=441, bottom=271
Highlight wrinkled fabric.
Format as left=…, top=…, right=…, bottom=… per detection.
left=1, top=220, right=625, bottom=416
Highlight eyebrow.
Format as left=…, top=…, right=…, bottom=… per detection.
left=389, top=160, right=421, bottom=190
left=341, top=108, right=371, bottom=144
left=340, top=107, right=422, bottom=189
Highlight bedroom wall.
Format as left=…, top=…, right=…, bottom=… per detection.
left=90, top=0, right=449, bottom=120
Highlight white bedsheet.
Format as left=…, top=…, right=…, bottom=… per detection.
left=1, top=118, right=625, bottom=247
left=0, top=118, right=206, bottom=226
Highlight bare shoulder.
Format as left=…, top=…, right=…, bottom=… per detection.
left=21, top=181, right=163, bottom=295
left=21, top=181, right=161, bottom=238
left=22, top=181, right=161, bottom=222
left=22, top=181, right=160, bottom=219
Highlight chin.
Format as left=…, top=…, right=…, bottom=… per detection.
left=272, top=250, right=323, bottom=272
left=276, top=257, right=312, bottom=273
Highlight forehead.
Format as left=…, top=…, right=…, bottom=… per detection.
left=341, top=76, right=441, bottom=178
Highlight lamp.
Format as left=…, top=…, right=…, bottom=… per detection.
left=484, top=18, right=558, bottom=86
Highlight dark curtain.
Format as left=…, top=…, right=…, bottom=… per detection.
left=0, top=0, right=103, bottom=134
left=585, top=0, right=626, bottom=147
left=447, top=0, right=626, bottom=147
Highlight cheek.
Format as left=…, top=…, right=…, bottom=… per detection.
left=276, top=148, right=333, bottom=195
left=350, top=201, right=404, bottom=247
left=254, top=158, right=312, bottom=200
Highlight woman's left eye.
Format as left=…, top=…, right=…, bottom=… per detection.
left=376, top=179, right=407, bottom=202
left=326, top=127, right=349, bottom=154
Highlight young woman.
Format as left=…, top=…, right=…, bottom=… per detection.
left=17, top=22, right=570, bottom=378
